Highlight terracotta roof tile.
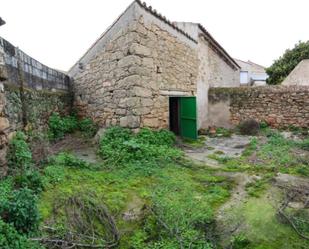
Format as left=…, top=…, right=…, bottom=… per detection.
left=136, top=1, right=239, bottom=70
left=135, top=0, right=197, bottom=43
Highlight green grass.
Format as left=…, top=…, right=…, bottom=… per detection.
left=182, top=136, right=207, bottom=148
left=221, top=188, right=309, bottom=249
left=209, top=130, right=309, bottom=176
left=243, top=194, right=309, bottom=249
left=36, top=127, right=309, bottom=248
left=39, top=157, right=231, bottom=248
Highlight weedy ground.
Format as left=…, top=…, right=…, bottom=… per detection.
left=5, top=114, right=309, bottom=249
left=36, top=125, right=309, bottom=248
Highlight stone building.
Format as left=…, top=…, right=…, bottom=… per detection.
left=235, top=59, right=268, bottom=86
left=282, top=59, right=309, bottom=86
left=69, top=0, right=240, bottom=139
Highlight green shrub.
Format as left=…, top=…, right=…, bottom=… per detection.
left=0, top=219, right=43, bottom=249
left=0, top=188, right=40, bottom=234
left=260, top=121, right=269, bottom=129
left=230, top=233, right=251, bottom=248
left=14, top=170, right=44, bottom=194
left=0, top=178, right=13, bottom=204
left=295, top=166, right=309, bottom=176
left=266, top=41, right=309, bottom=85
left=98, top=127, right=181, bottom=168
left=43, top=165, right=66, bottom=186
left=48, top=152, right=90, bottom=169
left=79, top=118, right=98, bottom=137
left=216, top=127, right=232, bottom=137
left=7, top=132, right=32, bottom=174
left=298, top=139, right=309, bottom=151
left=48, top=113, right=78, bottom=140
left=136, top=128, right=176, bottom=146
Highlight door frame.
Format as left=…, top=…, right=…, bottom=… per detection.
left=169, top=96, right=197, bottom=139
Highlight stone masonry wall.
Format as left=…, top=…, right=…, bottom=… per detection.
left=208, top=86, right=309, bottom=128
left=0, top=37, right=72, bottom=175
left=0, top=37, right=69, bottom=91
left=197, top=36, right=239, bottom=129
left=73, top=16, right=198, bottom=129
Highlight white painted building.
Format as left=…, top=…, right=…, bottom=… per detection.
left=235, top=59, right=268, bottom=86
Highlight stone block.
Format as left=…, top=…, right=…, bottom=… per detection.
left=0, top=117, right=9, bottom=131
left=143, top=118, right=159, bottom=128
left=129, top=43, right=151, bottom=57
left=140, top=98, right=153, bottom=107
left=119, top=97, right=140, bottom=108
left=120, top=115, right=140, bottom=128
left=132, top=87, right=152, bottom=98
left=118, top=55, right=141, bottom=68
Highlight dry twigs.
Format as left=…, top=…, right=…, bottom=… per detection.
left=276, top=184, right=309, bottom=241
left=33, top=193, right=119, bottom=248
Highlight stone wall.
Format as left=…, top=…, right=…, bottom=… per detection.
left=208, top=86, right=309, bottom=128
left=197, top=36, right=239, bottom=129
left=0, top=37, right=72, bottom=174
left=73, top=15, right=198, bottom=129
left=0, top=37, right=69, bottom=91
left=4, top=84, right=71, bottom=131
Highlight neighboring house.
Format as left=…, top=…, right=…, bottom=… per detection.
left=69, top=0, right=240, bottom=139
left=282, top=59, right=309, bottom=86
left=235, top=59, right=268, bottom=86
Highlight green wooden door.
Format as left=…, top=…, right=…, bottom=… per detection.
left=180, top=97, right=197, bottom=139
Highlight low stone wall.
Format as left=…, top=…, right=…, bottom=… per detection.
left=4, top=84, right=71, bottom=131
left=208, top=86, right=309, bottom=128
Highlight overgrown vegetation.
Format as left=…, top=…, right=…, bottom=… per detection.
left=1, top=133, right=42, bottom=248
left=7, top=131, right=33, bottom=174
left=3, top=115, right=309, bottom=248
left=38, top=127, right=232, bottom=248
left=48, top=112, right=97, bottom=140
left=266, top=40, right=309, bottom=85
left=210, top=128, right=309, bottom=176
left=0, top=219, right=43, bottom=249
left=98, top=127, right=182, bottom=169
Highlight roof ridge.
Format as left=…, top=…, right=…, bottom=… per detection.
left=247, top=60, right=266, bottom=69
left=135, top=0, right=197, bottom=43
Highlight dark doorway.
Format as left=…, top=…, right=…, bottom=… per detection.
left=169, top=96, right=197, bottom=139
left=169, top=97, right=180, bottom=135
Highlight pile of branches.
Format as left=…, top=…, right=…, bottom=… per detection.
left=32, top=194, right=119, bottom=248
left=276, top=183, right=309, bottom=240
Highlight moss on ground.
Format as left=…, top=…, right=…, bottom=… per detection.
left=37, top=127, right=309, bottom=248
left=38, top=153, right=231, bottom=248
left=243, top=192, right=309, bottom=248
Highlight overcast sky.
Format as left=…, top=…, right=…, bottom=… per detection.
left=1, top=0, right=309, bottom=71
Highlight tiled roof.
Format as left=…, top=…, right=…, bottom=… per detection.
left=135, top=0, right=197, bottom=43
left=136, top=1, right=239, bottom=70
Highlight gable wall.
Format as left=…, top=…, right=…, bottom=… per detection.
left=73, top=10, right=198, bottom=129
left=197, top=35, right=240, bottom=129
